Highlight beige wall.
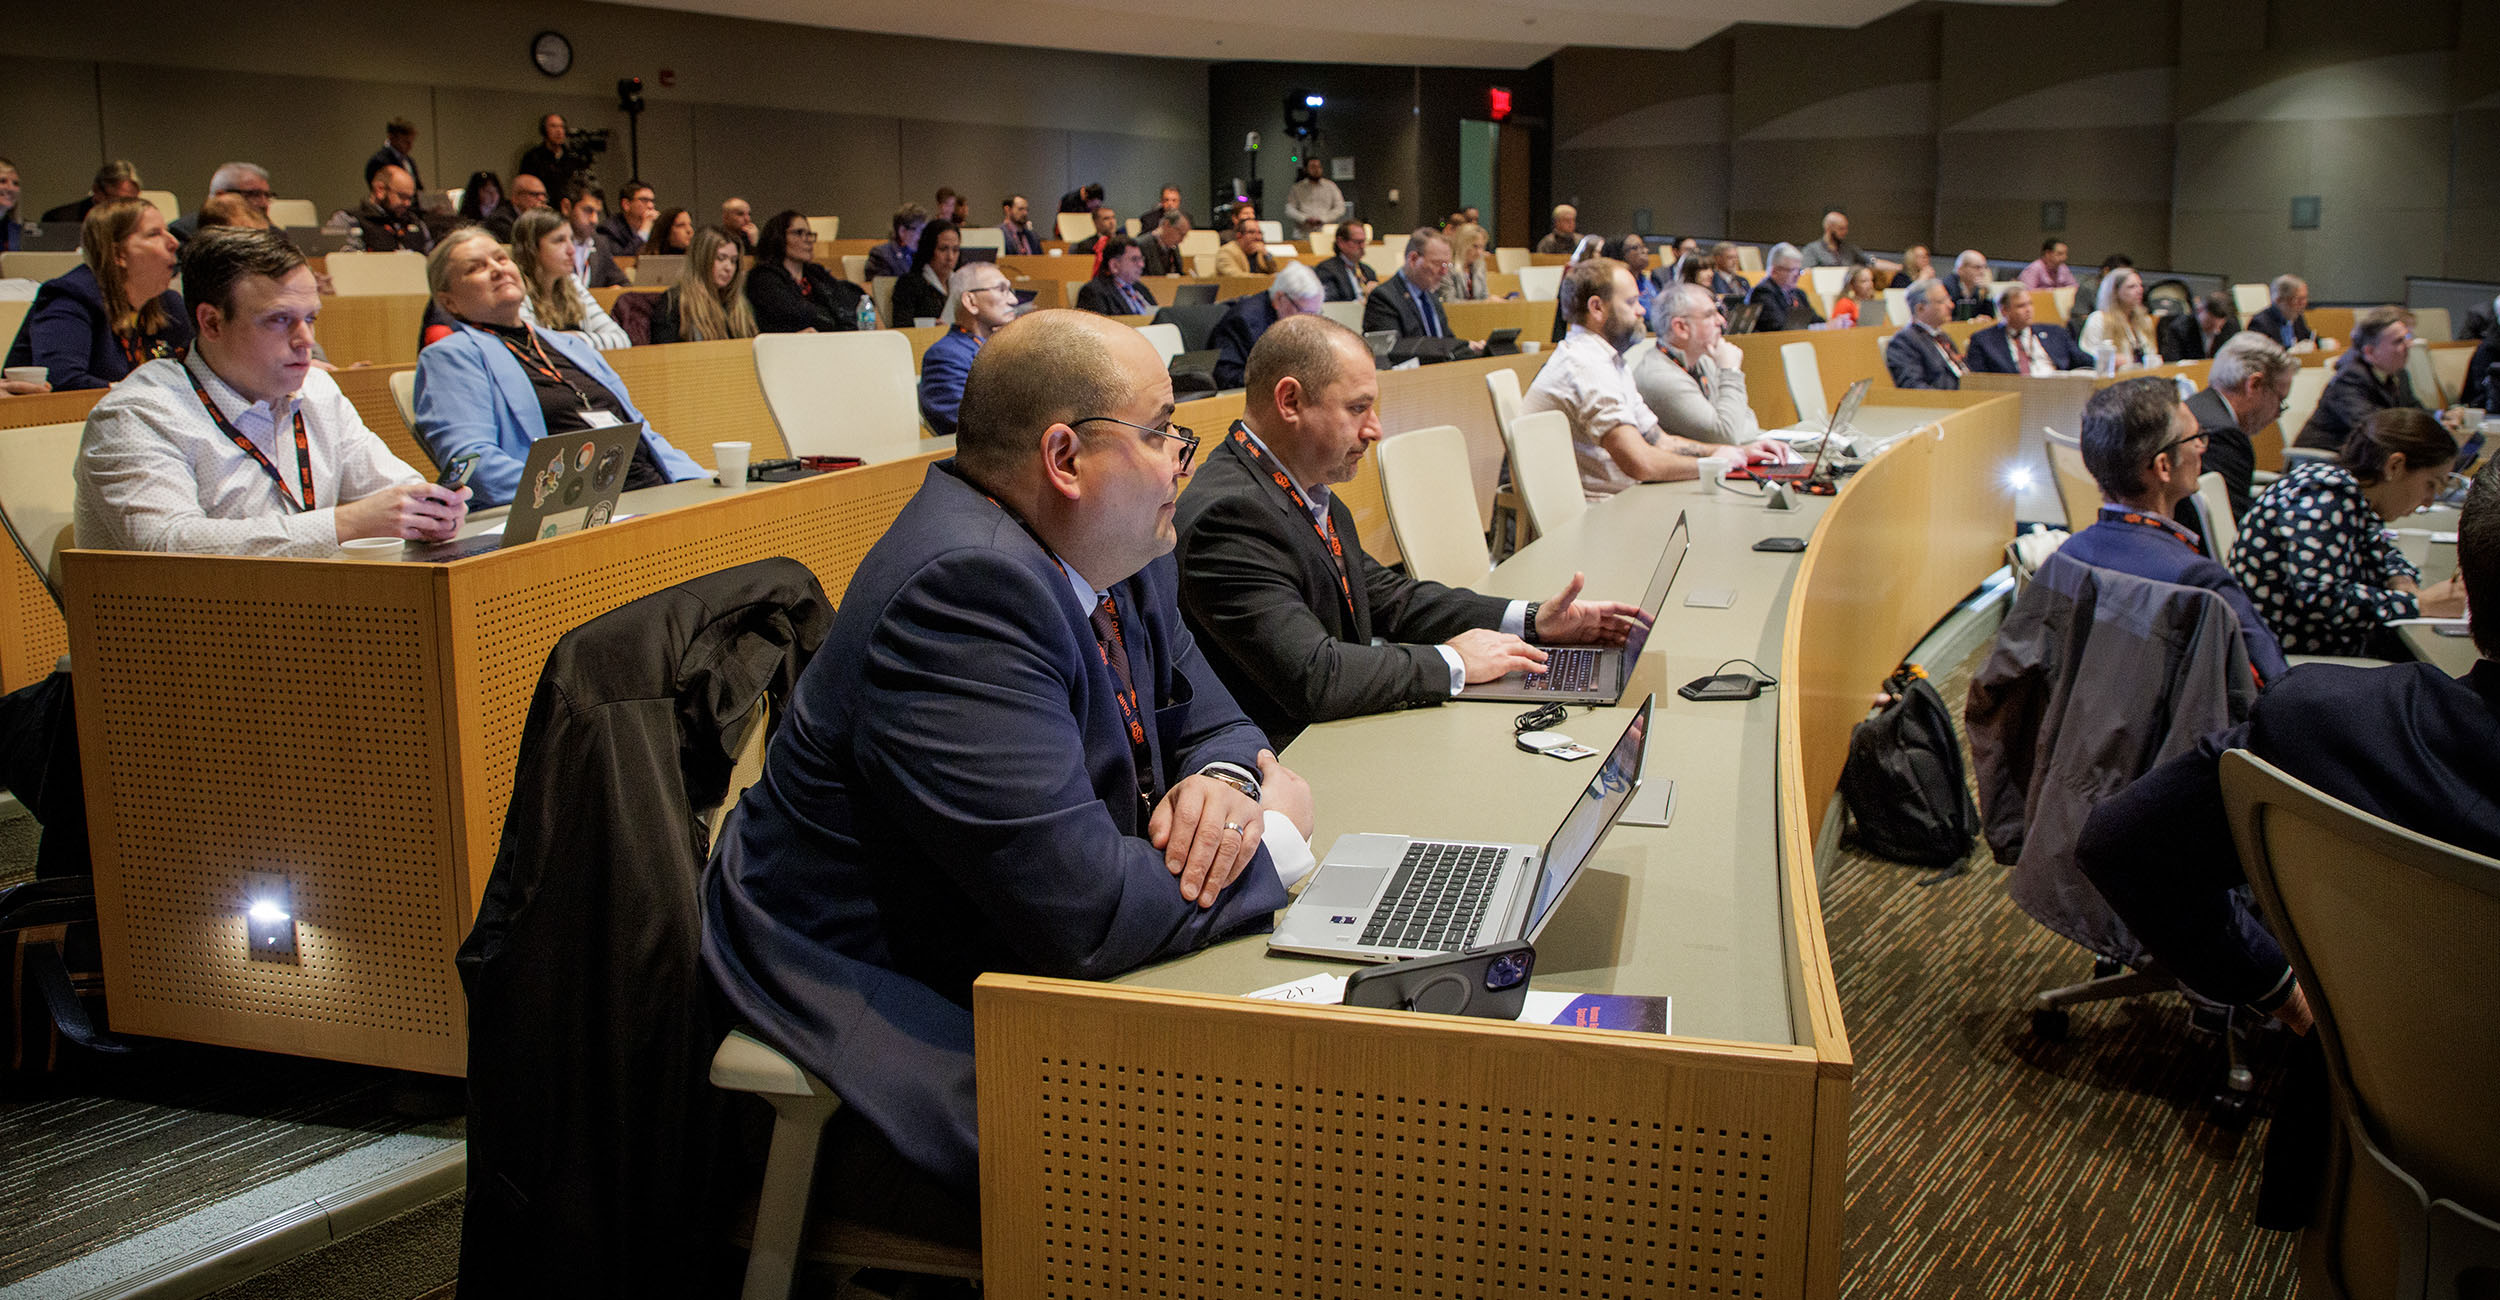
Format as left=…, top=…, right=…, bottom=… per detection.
left=1, top=0, right=1208, bottom=235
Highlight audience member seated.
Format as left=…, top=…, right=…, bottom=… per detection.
left=413, top=228, right=701, bottom=508
left=1965, top=285, right=2091, bottom=376
left=1527, top=259, right=1782, bottom=498
left=508, top=174, right=554, bottom=240
left=509, top=209, right=629, bottom=351
left=997, top=193, right=1042, bottom=256
left=194, top=193, right=270, bottom=234
left=744, top=209, right=864, bottom=334
left=1176, top=314, right=1641, bottom=747
left=2159, top=291, right=2238, bottom=362
left=2246, top=274, right=2315, bottom=350
left=74, top=228, right=466, bottom=555
left=555, top=184, right=628, bottom=289
left=719, top=197, right=758, bottom=253
left=1140, top=210, right=1192, bottom=277
left=1360, top=229, right=1476, bottom=354
left=1535, top=204, right=1579, bottom=255
left=2183, top=332, right=2298, bottom=524
left=1657, top=235, right=1700, bottom=286
left=2294, top=305, right=2430, bottom=452
left=168, top=163, right=271, bottom=244
left=1748, top=244, right=1822, bottom=333
left=889, top=219, right=960, bottom=327
left=1613, top=234, right=1662, bottom=320
left=702, top=309, right=1313, bottom=1202
left=867, top=203, right=926, bottom=281
left=1285, top=157, right=1345, bottom=234
left=2060, top=377, right=2290, bottom=683
left=6, top=199, right=190, bottom=391
left=643, top=207, right=695, bottom=256
left=0, top=157, right=20, bottom=253
left=1438, top=223, right=1494, bottom=303
left=646, top=226, right=757, bottom=345
left=517, top=113, right=590, bottom=195
left=2077, top=455, right=2499, bottom=1041
left=1208, top=262, right=1324, bottom=390
left=931, top=187, right=962, bottom=225
left=1152, top=185, right=1185, bottom=225
left=1214, top=219, right=1279, bottom=276
left=1800, top=209, right=1897, bottom=278
left=2018, top=238, right=2075, bottom=290
left=2233, top=408, right=2466, bottom=655
left=2072, top=254, right=2133, bottom=334
left=600, top=180, right=656, bottom=257
left=1635, top=283, right=1762, bottom=446
left=1826, top=265, right=1879, bottom=327
left=365, top=117, right=423, bottom=189
left=1886, top=278, right=1967, bottom=390
left=2469, top=330, right=2500, bottom=412
left=1947, top=249, right=1995, bottom=322
left=1704, top=242, right=1749, bottom=301
left=1076, top=236, right=1160, bottom=316
left=457, top=172, right=514, bottom=240
left=40, top=159, right=140, bottom=225
left=2080, top=267, right=2157, bottom=369
left=1890, top=244, right=1934, bottom=291
left=1071, top=206, right=1119, bottom=257
left=916, top=260, right=1017, bottom=437
left=354, top=165, right=432, bottom=254
left=1315, top=220, right=1377, bottom=301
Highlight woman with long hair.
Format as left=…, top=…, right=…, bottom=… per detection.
left=1437, top=222, right=1492, bottom=303
left=508, top=207, right=630, bottom=350
left=2080, top=266, right=2157, bottom=369
left=744, top=209, right=865, bottom=333
left=1827, top=265, right=1880, bottom=327
left=645, top=207, right=696, bottom=256
left=648, top=225, right=759, bottom=345
left=457, top=172, right=509, bottom=233
left=4, top=198, right=188, bottom=390
left=889, top=219, right=961, bottom=326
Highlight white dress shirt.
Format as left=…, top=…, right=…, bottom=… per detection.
left=2003, top=326, right=2060, bottom=376
left=74, top=352, right=424, bottom=557
left=1520, top=325, right=1671, bottom=501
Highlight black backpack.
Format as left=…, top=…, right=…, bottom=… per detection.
left=1837, top=664, right=1980, bottom=869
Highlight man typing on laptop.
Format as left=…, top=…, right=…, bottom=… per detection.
left=1175, top=315, right=1646, bottom=748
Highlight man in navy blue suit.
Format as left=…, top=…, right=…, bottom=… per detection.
left=1208, top=261, right=1325, bottom=390
left=1964, top=285, right=2092, bottom=376
left=703, top=310, right=1316, bottom=1200
left=1884, top=277, right=1966, bottom=390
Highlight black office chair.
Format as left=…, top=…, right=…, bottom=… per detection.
left=1149, top=302, right=1230, bottom=353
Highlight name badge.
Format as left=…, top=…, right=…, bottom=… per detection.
left=577, top=410, right=623, bottom=429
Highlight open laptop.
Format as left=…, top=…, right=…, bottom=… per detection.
left=1270, top=693, right=1653, bottom=962
left=1362, top=329, right=1397, bottom=363
left=1723, top=302, right=1763, bottom=334
left=633, top=254, right=687, bottom=285
left=1465, top=512, right=1688, bottom=705
left=1171, top=282, right=1220, bottom=305
left=408, top=423, right=644, bottom=561
left=14, top=224, right=81, bottom=252
left=1738, top=379, right=1868, bottom=483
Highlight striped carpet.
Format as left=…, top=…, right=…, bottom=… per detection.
left=1823, top=651, right=2302, bottom=1298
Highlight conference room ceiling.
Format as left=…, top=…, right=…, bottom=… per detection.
left=604, top=0, right=2056, bottom=69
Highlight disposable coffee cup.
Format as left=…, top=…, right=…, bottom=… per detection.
left=341, top=537, right=404, bottom=562
left=1522, top=340, right=1542, bottom=354
left=5, top=366, right=46, bottom=385
left=714, top=440, right=752, bottom=491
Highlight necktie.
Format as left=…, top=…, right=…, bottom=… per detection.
left=2015, top=331, right=2034, bottom=372
left=1091, top=598, right=1134, bottom=697
left=1413, top=283, right=1442, bottom=338
left=1935, top=329, right=1963, bottom=371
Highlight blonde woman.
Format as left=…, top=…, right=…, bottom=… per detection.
left=2080, top=266, right=2157, bottom=369
left=1827, top=265, right=1880, bottom=327
left=1437, top=222, right=1493, bottom=303
left=509, top=207, right=630, bottom=350
left=648, top=225, right=759, bottom=345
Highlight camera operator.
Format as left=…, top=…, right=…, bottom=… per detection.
left=518, top=113, right=596, bottom=195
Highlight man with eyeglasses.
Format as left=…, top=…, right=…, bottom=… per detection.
left=169, top=163, right=274, bottom=246
left=1634, top=282, right=1761, bottom=445
left=2057, top=376, right=2288, bottom=684
left=704, top=309, right=1315, bottom=1205
left=916, top=260, right=1019, bottom=435
left=1361, top=228, right=1481, bottom=358
left=2183, top=332, right=2299, bottom=526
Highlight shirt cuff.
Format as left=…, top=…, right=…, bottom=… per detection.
left=1499, top=600, right=1528, bottom=638
left=2250, top=965, right=2299, bottom=1015
left=1435, top=644, right=1466, bottom=695
left=1264, top=810, right=1317, bottom=890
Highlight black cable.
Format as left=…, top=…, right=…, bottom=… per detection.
left=1512, top=702, right=1567, bottom=734
left=1710, top=658, right=1779, bottom=688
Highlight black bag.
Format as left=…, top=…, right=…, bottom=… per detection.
left=1837, top=664, right=1980, bottom=868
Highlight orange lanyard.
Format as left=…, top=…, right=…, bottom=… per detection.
left=494, top=327, right=596, bottom=414
left=1229, top=423, right=1356, bottom=626
left=185, top=363, right=312, bottom=511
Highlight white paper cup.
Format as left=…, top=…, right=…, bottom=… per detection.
left=714, top=440, right=752, bottom=491
left=4, top=366, right=46, bottom=385
left=1521, top=340, right=1542, bottom=354
left=341, top=536, right=404, bottom=561
left=1699, top=460, right=1722, bottom=494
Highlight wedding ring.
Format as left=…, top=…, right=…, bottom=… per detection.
left=1222, top=820, right=1245, bottom=835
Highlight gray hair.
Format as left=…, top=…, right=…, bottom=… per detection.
left=1955, top=248, right=1988, bottom=271
left=1993, top=282, right=2031, bottom=313
left=2269, top=273, right=2306, bottom=303
left=208, top=162, right=268, bottom=196
left=1904, top=276, right=1947, bottom=310
left=2210, top=332, right=2296, bottom=392
left=2079, top=376, right=2185, bottom=500
left=1650, top=281, right=1717, bottom=338
left=949, top=260, right=1008, bottom=310
left=1270, top=260, right=1323, bottom=308
left=1768, top=242, right=1803, bottom=270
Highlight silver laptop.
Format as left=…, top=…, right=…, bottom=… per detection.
left=632, top=254, right=687, bottom=285
left=409, top=423, right=644, bottom=561
left=1270, top=694, right=1653, bottom=962
left=1466, top=512, right=1688, bottom=705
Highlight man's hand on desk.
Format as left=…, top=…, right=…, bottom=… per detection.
left=1445, top=628, right=1546, bottom=683
left=1531, top=572, right=1648, bottom=646
left=337, top=482, right=470, bottom=542
left=1257, top=749, right=1313, bottom=841
left=1152, top=773, right=1263, bottom=908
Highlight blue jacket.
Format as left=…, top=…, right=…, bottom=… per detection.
left=2060, top=506, right=2289, bottom=685
left=701, top=460, right=1288, bottom=1196
left=1885, top=325, right=1963, bottom=390
left=1964, top=322, right=2090, bottom=375
left=4, top=264, right=192, bottom=391
left=1207, top=291, right=1279, bottom=390
left=411, top=320, right=702, bottom=507
left=915, top=327, right=981, bottom=436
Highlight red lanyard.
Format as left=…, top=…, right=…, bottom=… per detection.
left=1229, top=423, right=1356, bottom=625
left=2108, top=508, right=2198, bottom=550
left=493, top=327, right=595, bottom=413
left=183, top=362, right=313, bottom=511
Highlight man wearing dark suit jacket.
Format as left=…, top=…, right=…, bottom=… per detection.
left=1885, top=278, right=1965, bottom=390
left=2293, top=305, right=2428, bottom=451
left=1748, top=243, right=1820, bottom=333
left=1075, top=236, right=1160, bottom=316
left=2245, top=274, right=2315, bottom=350
left=1175, top=315, right=1643, bottom=747
left=1208, top=262, right=1325, bottom=389
left=1360, top=229, right=1484, bottom=359
left=1315, top=220, right=1379, bottom=302
left=364, top=119, right=423, bottom=189
left=2177, top=331, right=2298, bottom=528
left=1139, top=210, right=1191, bottom=277
left=703, top=310, right=1314, bottom=1200
left=2461, top=292, right=2500, bottom=343
left=1965, top=285, right=2092, bottom=375
left=2159, top=292, right=2239, bottom=363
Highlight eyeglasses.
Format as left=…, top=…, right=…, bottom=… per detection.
left=1073, top=415, right=1198, bottom=472
left=2148, top=430, right=2210, bottom=464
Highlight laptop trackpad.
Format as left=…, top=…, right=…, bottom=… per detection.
left=1302, top=865, right=1389, bottom=910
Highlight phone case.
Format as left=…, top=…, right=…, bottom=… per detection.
left=1342, top=941, right=1535, bottom=1019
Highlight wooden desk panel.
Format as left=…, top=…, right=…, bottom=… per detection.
left=1443, top=298, right=1548, bottom=342
left=329, top=363, right=429, bottom=475
left=601, top=338, right=788, bottom=467
left=588, top=284, right=667, bottom=310
left=0, top=388, right=105, bottom=432
left=313, top=295, right=427, bottom=368
left=3, top=398, right=101, bottom=691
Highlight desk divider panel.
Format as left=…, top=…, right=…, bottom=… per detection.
left=976, top=976, right=1822, bottom=1300
left=312, top=294, right=429, bottom=368
left=328, top=363, right=429, bottom=475
left=599, top=338, right=790, bottom=467
left=1, top=538, right=65, bottom=694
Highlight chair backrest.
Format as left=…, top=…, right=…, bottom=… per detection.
left=2042, top=427, right=2100, bottom=532
left=2411, top=305, right=2452, bottom=343
left=1148, top=302, right=1230, bottom=351
left=1, top=252, right=84, bottom=282
left=840, top=254, right=868, bottom=287
left=957, top=226, right=1004, bottom=251
left=139, top=190, right=179, bottom=222
left=1516, top=265, right=1564, bottom=301
left=325, top=250, right=430, bottom=296
left=1319, top=300, right=1364, bottom=331
left=1308, top=229, right=1334, bottom=257
left=2404, top=339, right=2447, bottom=408
left=1780, top=341, right=1829, bottom=426
left=1736, top=245, right=1764, bottom=273
left=752, top=331, right=923, bottom=460
left=1483, top=368, right=1524, bottom=441
left=1257, top=220, right=1285, bottom=245
left=388, top=369, right=418, bottom=433
left=2048, top=285, right=2076, bottom=319
left=0, top=421, right=86, bottom=600
left=2218, top=748, right=2500, bottom=1294
left=871, top=276, right=897, bottom=330
left=1875, top=332, right=1895, bottom=355
left=1374, top=424, right=1490, bottom=586
left=1126, top=218, right=1143, bottom=237
left=2194, top=471, right=2236, bottom=566
left=1503, top=409, right=1586, bottom=540
left=1361, top=245, right=1403, bottom=280
left=1882, top=287, right=1910, bottom=326
left=1806, top=266, right=1846, bottom=305
left=2282, top=366, right=2331, bottom=443
left=1190, top=252, right=1217, bottom=278
left=1054, top=212, right=1095, bottom=243
left=1493, top=247, right=1533, bottom=275
left=1178, top=229, right=1219, bottom=258
left=1137, top=322, right=1184, bottom=366
left=807, top=215, right=841, bottom=241
left=267, top=198, right=320, bottom=229
left=2231, top=283, right=2272, bottom=319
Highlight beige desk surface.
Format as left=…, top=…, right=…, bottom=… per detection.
left=2395, top=504, right=2474, bottom=674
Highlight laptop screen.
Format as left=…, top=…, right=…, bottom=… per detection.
left=1524, top=693, right=1654, bottom=938
left=1617, top=514, right=1689, bottom=663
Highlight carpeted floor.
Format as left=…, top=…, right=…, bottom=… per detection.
left=1823, top=650, right=2302, bottom=1299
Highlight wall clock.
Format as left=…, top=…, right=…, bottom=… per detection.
left=532, top=31, right=573, bottom=78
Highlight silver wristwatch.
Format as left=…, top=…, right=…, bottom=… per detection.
left=1196, top=761, right=1262, bottom=801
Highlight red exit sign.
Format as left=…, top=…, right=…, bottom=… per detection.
left=1489, top=87, right=1513, bottom=121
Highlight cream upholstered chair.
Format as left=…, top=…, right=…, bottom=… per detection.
left=138, top=189, right=179, bottom=222
left=840, top=255, right=868, bottom=287
left=2404, top=340, right=2447, bottom=408
left=1319, top=300, right=1365, bottom=331
left=2048, top=285, right=2077, bottom=319
left=956, top=226, right=1004, bottom=252
left=2231, top=283, right=2272, bottom=319
left=2042, top=427, right=2100, bottom=532
left=1258, top=220, right=1285, bottom=245
left=267, top=198, right=319, bottom=229
left=807, top=216, right=841, bottom=241
left=1736, top=245, right=1764, bottom=273
left=752, top=331, right=924, bottom=461
left=871, top=277, right=897, bottom=330
left=1780, top=341, right=1829, bottom=426
left=1190, top=253, right=1217, bottom=278
left=1493, top=247, right=1533, bottom=275
left=1502, top=409, right=1586, bottom=541
left=0, top=421, right=86, bottom=601
left=325, top=250, right=430, bottom=296
left=1484, top=368, right=1524, bottom=442
left=1515, top=265, right=1564, bottom=301
left=2218, top=750, right=2500, bottom=1300
left=1, top=252, right=84, bottom=281
left=2411, top=306, right=2452, bottom=343
left=1375, top=424, right=1491, bottom=587
left=2193, top=472, right=2237, bottom=566
left=388, top=370, right=419, bottom=434
left=1137, top=322, right=1184, bottom=367
left=1054, top=212, right=1094, bottom=243
left=1178, top=229, right=1219, bottom=259
left=1360, top=244, right=1403, bottom=281
left=2281, top=366, right=2331, bottom=445
left=1882, top=288, right=1911, bottom=327
left=1805, top=266, right=1846, bottom=306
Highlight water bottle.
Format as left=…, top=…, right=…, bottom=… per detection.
left=856, top=294, right=877, bottom=331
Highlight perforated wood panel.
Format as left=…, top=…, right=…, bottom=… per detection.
left=602, top=338, right=790, bottom=466
left=2, top=545, right=66, bottom=692
left=64, top=554, right=461, bottom=1073
left=977, top=978, right=1821, bottom=1300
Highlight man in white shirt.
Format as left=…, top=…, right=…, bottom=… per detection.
left=75, top=228, right=468, bottom=556
left=1524, top=259, right=1784, bottom=500
left=1634, top=283, right=1762, bottom=445
left=1283, top=157, right=1345, bottom=234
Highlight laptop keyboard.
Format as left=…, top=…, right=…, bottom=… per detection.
left=1523, top=648, right=1599, bottom=692
left=1359, top=840, right=1510, bottom=952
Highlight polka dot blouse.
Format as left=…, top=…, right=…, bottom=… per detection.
left=2229, top=458, right=2421, bottom=656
